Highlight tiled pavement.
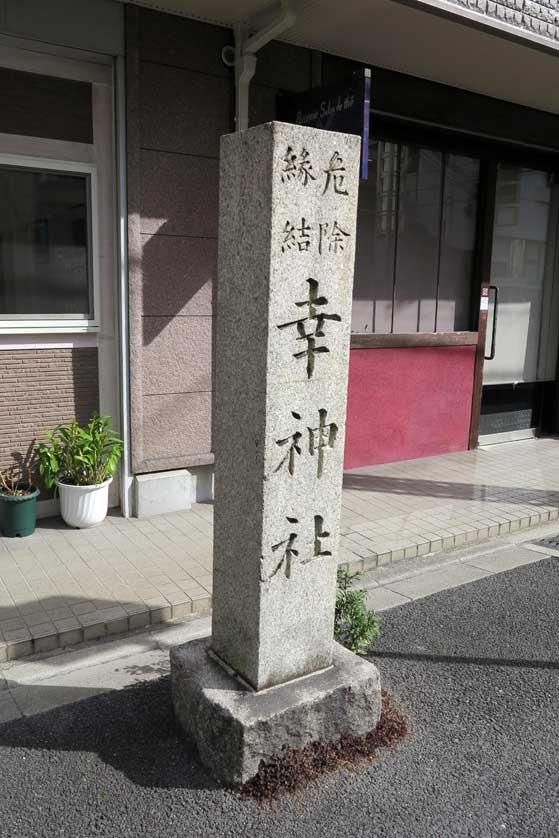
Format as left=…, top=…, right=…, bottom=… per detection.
left=1, top=437, right=559, bottom=662
left=339, top=437, right=559, bottom=570
left=0, top=539, right=552, bottom=724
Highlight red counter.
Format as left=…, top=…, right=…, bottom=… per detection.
left=344, top=345, right=476, bottom=469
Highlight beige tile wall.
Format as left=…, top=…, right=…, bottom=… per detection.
left=0, top=348, right=99, bottom=489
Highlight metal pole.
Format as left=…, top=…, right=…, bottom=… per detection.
left=115, top=54, right=134, bottom=517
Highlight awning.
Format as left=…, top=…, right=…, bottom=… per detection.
left=123, top=0, right=559, bottom=115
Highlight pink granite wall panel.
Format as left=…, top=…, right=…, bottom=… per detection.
left=140, top=63, right=232, bottom=158
left=142, top=236, right=215, bottom=318
left=142, top=392, right=213, bottom=468
left=142, top=318, right=213, bottom=396
left=138, top=8, right=232, bottom=76
left=127, top=6, right=225, bottom=473
left=139, top=151, right=219, bottom=238
left=126, top=6, right=313, bottom=474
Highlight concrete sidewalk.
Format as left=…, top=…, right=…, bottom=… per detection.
left=1, top=437, right=559, bottom=662
left=1, top=522, right=556, bottom=725
left=1, top=540, right=558, bottom=838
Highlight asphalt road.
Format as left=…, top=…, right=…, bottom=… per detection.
left=2, top=556, right=558, bottom=838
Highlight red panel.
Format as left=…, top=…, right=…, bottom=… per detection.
left=344, top=346, right=476, bottom=469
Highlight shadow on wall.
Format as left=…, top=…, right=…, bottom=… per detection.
left=140, top=218, right=216, bottom=348
left=133, top=218, right=217, bottom=464
left=0, top=348, right=99, bottom=499
left=8, top=441, right=35, bottom=488
left=70, top=347, right=100, bottom=424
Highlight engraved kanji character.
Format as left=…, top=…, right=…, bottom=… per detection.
left=281, top=217, right=312, bottom=253
left=275, top=411, right=303, bottom=475
left=281, top=145, right=298, bottom=182
left=277, top=278, right=341, bottom=379
left=308, top=409, right=338, bottom=477
left=281, top=146, right=316, bottom=186
left=322, top=150, right=349, bottom=196
left=296, top=148, right=316, bottom=186
left=318, top=220, right=350, bottom=255
left=313, top=515, right=332, bottom=558
left=301, top=515, right=332, bottom=566
left=267, top=517, right=299, bottom=580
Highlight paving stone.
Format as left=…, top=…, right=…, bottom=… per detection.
left=58, top=628, right=83, bottom=648
left=128, top=611, right=150, bottom=630
left=33, top=633, right=59, bottom=655
left=191, top=595, right=211, bottom=614
left=106, top=618, right=129, bottom=636
left=149, top=606, right=172, bottom=624
left=0, top=692, right=22, bottom=723
left=29, top=622, right=56, bottom=640
left=7, top=639, right=33, bottom=660
left=468, top=545, right=545, bottom=573
left=364, top=587, right=411, bottom=612
left=4, top=627, right=31, bottom=643
left=83, top=623, right=105, bottom=642
left=0, top=618, right=27, bottom=632
left=150, top=615, right=211, bottom=649
left=387, top=563, right=492, bottom=600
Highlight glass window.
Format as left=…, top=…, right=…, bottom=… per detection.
left=351, top=140, right=480, bottom=334
left=0, top=165, right=92, bottom=318
left=437, top=155, right=480, bottom=331
left=484, top=166, right=556, bottom=385
left=351, top=142, right=397, bottom=334
left=393, top=146, right=442, bottom=333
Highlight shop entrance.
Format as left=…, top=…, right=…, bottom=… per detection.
left=480, top=165, right=559, bottom=442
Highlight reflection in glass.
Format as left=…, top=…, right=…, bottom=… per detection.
left=351, top=142, right=397, bottom=334
left=485, top=167, right=554, bottom=384
left=351, top=141, right=480, bottom=335
left=393, top=146, right=442, bottom=333
left=0, top=166, right=91, bottom=317
left=437, top=155, right=480, bottom=331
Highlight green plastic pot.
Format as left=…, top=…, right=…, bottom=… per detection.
left=0, top=484, right=40, bottom=538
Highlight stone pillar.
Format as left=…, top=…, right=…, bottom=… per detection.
left=171, top=122, right=381, bottom=785
left=211, top=121, right=360, bottom=690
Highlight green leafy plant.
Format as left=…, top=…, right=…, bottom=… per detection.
left=334, top=568, right=380, bottom=655
left=35, top=414, right=123, bottom=489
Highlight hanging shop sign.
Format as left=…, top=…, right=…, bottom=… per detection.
left=278, top=69, right=371, bottom=179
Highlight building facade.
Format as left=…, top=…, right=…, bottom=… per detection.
left=1, top=0, right=559, bottom=518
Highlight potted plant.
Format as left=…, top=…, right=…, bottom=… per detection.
left=35, top=414, right=123, bottom=529
left=0, top=465, right=40, bottom=538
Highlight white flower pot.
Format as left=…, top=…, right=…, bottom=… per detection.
left=56, top=478, right=112, bottom=529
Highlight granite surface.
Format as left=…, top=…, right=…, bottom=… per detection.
left=171, top=638, right=381, bottom=786
left=212, top=122, right=361, bottom=690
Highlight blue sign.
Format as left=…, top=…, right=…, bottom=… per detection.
left=278, top=69, right=371, bottom=179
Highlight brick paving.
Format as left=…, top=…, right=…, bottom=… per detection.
left=1, top=438, right=559, bottom=662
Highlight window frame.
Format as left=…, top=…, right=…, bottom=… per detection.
left=354, top=115, right=559, bottom=346
left=352, top=137, right=482, bottom=337
left=0, top=152, right=99, bottom=334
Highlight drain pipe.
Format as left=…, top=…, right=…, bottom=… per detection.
left=235, top=0, right=298, bottom=132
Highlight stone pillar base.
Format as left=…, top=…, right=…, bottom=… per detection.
left=170, top=638, right=382, bottom=786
